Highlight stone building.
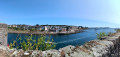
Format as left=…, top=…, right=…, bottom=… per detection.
left=0, top=23, right=7, bottom=46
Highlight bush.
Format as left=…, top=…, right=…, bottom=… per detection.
left=30, top=29, right=36, bottom=31
left=108, top=32, right=114, bottom=36
left=41, top=29, right=45, bottom=31
left=10, top=34, right=56, bottom=51
left=96, top=32, right=107, bottom=40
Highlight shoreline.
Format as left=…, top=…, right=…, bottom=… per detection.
left=8, top=30, right=84, bottom=35
left=3, top=31, right=120, bottom=57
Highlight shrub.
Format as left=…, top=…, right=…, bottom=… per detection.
left=30, top=29, right=36, bottom=31
left=10, top=34, right=56, bottom=51
left=41, top=29, right=45, bottom=31
left=96, top=32, right=107, bottom=40
left=108, top=32, right=114, bottom=36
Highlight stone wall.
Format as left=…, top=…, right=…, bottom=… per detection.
left=0, top=23, right=8, bottom=46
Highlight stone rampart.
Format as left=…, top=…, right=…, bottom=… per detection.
left=0, top=23, right=8, bottom=46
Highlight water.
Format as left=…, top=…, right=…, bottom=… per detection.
left=8, top=28, right=116, bottom=49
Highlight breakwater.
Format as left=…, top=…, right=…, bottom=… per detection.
left=0, top=23, right=120, bottom=57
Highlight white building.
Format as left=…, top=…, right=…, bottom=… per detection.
left=45, top=26, right=49, bottom=31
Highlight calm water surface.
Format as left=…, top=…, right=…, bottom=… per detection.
left=8, top=28, right=116, bottom=49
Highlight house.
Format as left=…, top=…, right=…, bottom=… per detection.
left=25, top=25, right=30, bottom=30
left=36, top=26, right=43, bottom=31
left=45, top=26, right=50, bottom=31
left=62, top=28, right=67, bottom=32
left=16, top=25, right=21, bottom=28
left=29, top=26, right=35, bottom=30
left=49, top=26, right=56, bottom=32
left=11, top=25, right=17, bottom=28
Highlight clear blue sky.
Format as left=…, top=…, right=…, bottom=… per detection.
left=0, top=0, right=120, bottom=28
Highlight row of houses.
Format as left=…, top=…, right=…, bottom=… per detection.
left=8, top=24, right=87, bottom=33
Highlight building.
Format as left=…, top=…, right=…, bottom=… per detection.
left=8, top=24, right=86, bottom=32
left=45, top=26, right=50, bottom=31
left=62, top=28, right=67, bottom=32
left=11, top=25, right=17, bottom=27
left=24, top=25, right=30, bottom=30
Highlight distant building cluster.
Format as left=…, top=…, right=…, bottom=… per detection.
left=8, top=24, right=88, bottom=33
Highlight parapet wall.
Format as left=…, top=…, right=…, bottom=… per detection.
left=0, top=23, right=8, bottom=46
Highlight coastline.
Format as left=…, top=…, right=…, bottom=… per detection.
left=8, top=29, right=84, bottom=35
left=3, top=31, right=120, bottom=57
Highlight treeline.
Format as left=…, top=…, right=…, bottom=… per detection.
left=8, top=27, right=25, bottom=31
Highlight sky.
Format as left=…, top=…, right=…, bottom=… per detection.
left=0, top=0, right=120, bottom=28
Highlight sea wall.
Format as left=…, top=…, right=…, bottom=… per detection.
left=0, top=23, right=7, bottom=46
left=0, top=24, right=120, bottom=57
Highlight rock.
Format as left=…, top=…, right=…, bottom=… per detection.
left=59, top=45, right=75, bottom=54
left=42, top=49, right=60, bottom=57
left=30, top=50, right=42, bottom=57
left=12, top=50, right=19, bottom=56
left=17, top=49, right=24, bottom=57
left=60, top=50, right=65, bottom=57
left=59, top=45, right=93, bottom=57
left=24, top=52, right=29, bottom=55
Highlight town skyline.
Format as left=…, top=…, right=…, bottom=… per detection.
left=4, top=22, right=118, bottom=28
left=8, top=24, right=110, bottom=28
left=8, top=24, right=88, bottom=34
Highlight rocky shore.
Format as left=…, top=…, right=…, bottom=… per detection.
left=1, top=32, right=120, bottom=57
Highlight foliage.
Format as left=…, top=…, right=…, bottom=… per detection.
left=36, top=24, right=39, bottom=27
left=96, top=32, right=107, bottom=40
left=8, top=27, right=25, bottom=31
left=59, top=30, right=62, bottom=32
left=108, top=32, right=114, bottom=36
left=30, top=29, right=36, bottom=31
left=10, top=34, right=56, bottom=51
left=41, top=29, right=45, bottom=31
